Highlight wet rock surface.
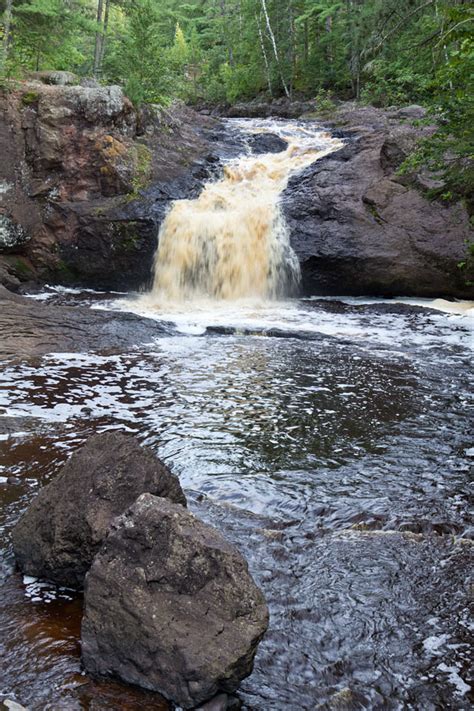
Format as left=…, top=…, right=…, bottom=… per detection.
left=283, top=104, right=474, bottom=299
left=81, top=493, right=269, bottom=709
left=247, top=132, right=288, bottom=154
left=12, top=432, right=186, bottom=587
left=0, top=286, right=171, bottom=358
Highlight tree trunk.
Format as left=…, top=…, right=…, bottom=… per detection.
left=98, top=0, right=111, bottom=71
left=260, top=0, right=290, bottom=98
left=0, top=0, right=13, bottom=74
left=93, top=0, right=104, bottom=78
left=289, top=0, right=295, bottom=100
left=257, top=12, right=273, bottom=97
left=303, top=19, right=309, bottom=64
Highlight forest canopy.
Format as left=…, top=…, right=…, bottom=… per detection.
left=0, top=1, right=471, bottom=106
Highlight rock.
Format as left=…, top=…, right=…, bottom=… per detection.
left=79, top=77, right=101, bottom=89
left=0, top=286, right=171, bottom=358
left=0, top=84, right=223, bottom=290
left=0, top=215, right=30, bottom=252
left=283, top=103, right=474, bottom=299
left=196, top=693, right=242, bottom=710
left=81, top=494, right=269, bottom=710
left=28, top=70, right=79, bottom=86
left=225, top=99, right=315, bottom=119
left=12, top=432, right=187, bottom=587
left=1, top=701, right=28, bottom=711
left=248, top=133, right=288, bottom=154
left=390, top=104, right=427, bottom=120
left=380, top=123, right=435, bottom=172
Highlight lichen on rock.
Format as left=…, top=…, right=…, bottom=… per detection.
left=0, top=215, right=30, bottom=252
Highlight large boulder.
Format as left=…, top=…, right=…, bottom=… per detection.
left=81, top=494, right=269, bottom=709
left=12, top=432, right=186, bottom=587
left=283, top=104, right=474, bottom=299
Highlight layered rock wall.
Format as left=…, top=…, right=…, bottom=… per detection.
left=0, top=81, right=222, bottom=290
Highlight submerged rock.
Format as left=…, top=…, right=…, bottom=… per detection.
left=12, top=432, right=186, bottom=588
left=81, top=494, right=269, bottom=710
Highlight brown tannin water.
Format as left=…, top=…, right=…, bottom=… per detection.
left=0, top=120, right=473, bottom=710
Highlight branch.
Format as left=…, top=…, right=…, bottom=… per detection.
left=362, top=0, right=435, bottom=59
left=435, top=18, right=474, bottom=46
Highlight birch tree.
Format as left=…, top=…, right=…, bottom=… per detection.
left=260, top=0, right=290, bottom=98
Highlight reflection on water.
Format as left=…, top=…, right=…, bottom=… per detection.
left=0, top=293, right=473, bottom=710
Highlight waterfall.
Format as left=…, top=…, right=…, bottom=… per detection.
left=148, top=120, right=342, bottom=303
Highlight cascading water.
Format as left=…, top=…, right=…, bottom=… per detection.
left=146, top=120, right=343, bottom=303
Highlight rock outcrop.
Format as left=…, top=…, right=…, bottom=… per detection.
left=223, top=97, right=317, bottom=119
left=0, top=286, right=170, bottom=358
left=248, top=132, right=288, bottom=154
left=283, top=104, right=474, bottom=298
left=12, top=432, right=186, bottom=587
left=81, top=494, right=269, bottom=710
left=0, top=81, right=234, bottom=291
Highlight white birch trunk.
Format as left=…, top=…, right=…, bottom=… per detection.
left=260, top=0, right=290, bottom=98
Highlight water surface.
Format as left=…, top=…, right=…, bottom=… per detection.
left=1, top=289, right=472, bottom=709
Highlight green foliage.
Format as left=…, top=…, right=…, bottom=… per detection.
left=9, top=0, right=92, bottom=72
left=129, top=142, right=152, bottom=195
left=457, top=240, right=474, bottom=286
left=0, top=0, right=471, bottom=205
left=398, top=3, right=474, bottom=209
left=314, top=88, right=335, bottom=113
left=21, top=89, right=38, bottom=104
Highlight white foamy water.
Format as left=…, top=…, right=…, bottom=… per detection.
left=146, top=119, right=342, bottom=302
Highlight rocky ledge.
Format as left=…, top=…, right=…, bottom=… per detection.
left=283, top=103, right=473, bottom=299
left=0, top=82, right=472, bottom=299
left=0, top=79, right=242, bottom=291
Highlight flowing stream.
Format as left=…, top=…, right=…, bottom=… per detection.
left=0, top=119, right=473, bottom=710
left=148, top=120, right=341, bottom=302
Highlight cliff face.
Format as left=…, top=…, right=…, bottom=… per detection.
left=283, top=104, right=474, bottom=299
left=1, top=85, right=472, bottom=299
left=0, top=81, right=227, bottom=291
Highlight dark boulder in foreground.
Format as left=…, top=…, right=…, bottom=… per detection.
left=248, top=132, right=288, bottom=155
left=81, top=494, right=269, bottom=710
left=12, top=432, right=186, bottom=588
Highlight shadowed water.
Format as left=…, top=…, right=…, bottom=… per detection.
left=0, top=288, right=472, bottom=710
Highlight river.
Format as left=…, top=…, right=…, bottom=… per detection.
left=0, top=119, right=473, bottom=710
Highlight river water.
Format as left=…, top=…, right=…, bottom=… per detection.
left=0, top=120, right=473, bottom=710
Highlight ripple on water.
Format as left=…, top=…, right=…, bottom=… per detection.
left=0, top=295, right=473, bottom=709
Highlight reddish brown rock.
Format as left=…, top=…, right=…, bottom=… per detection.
left=0, top=82, right=222, bottom=290
left=283, top=104, right=474, bottom=298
